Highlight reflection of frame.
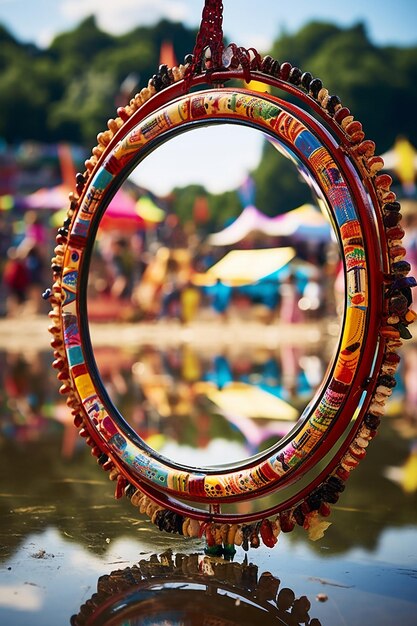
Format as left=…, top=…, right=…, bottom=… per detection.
left=71, top=551, right=323, bottom=626
left=48, top=43, right=415, bottom=549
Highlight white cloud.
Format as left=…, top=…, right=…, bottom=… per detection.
left=61, top=0, right=188, bottom=35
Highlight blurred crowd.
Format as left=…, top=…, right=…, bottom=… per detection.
left=0, top=210, right=49, bottom=316
left=1, top=185, right=416, bottom=461
left=2, top=202, right=417, bottom=326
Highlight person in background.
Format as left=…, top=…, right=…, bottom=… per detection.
left=2, top=246, right=29, bottom=316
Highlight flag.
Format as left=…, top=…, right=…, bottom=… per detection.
left=57, top=143, right=76, bottom=189
left=159, top=40, right=178, bottom=68
left=394, top=137, right=417, bottom=195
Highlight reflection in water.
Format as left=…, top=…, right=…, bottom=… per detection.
left=0, top=349, right=78, bottom=459
left=87, top=209, right=341, bottom=468
left=0, top=350, right=67, bottom=441
left=71, top=551, right=322, bottom=626
left=0, top=381, right=416, bottom=557
left=94, top=342, right=328, bottom=465
left=0, top=366, right=417, bottom=625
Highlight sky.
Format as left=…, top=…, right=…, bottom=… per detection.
left=1, top=0, right=416, bottom=52
left=1, top=0, right=416, bottom=195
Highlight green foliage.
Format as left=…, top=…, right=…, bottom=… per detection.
left=170, top=185, right=207, bottom=224
left=0, top=17, right=416, bottom=219
left=207, top=189, right=242, bottom=228
left=49, top=15, right=115, bottom=66
left=249, top=21, right=417, bottom=218
left=0, top=24, right=21, bottom=71
left=0, top=61, right=57, bottom=142
left=253, top=141, right=312, bottom=216
left=269, top=21, right=417, bottom=150
left=49, top=70, right=117, bottom=145
left=170, top=185, right=242, bottom=229
left=270, top=21, right=341, bottom=68
left=0, top=17, right=197, bottom=146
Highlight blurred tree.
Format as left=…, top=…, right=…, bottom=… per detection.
left=253, top=141, right=312, bottom=216
left=270, top=21, right=341, bottom=67
left=253, top=21, right=417, bottom=215
left=0, top=60, right=62, bottom=142
left=0, top=17, right=416, bottom=215
left=207, top=188, right=242, bottom=228
left=170, top=185, right=243, bottom=229
left=0, top=23, right=20, bottom=71
left=304, top=23, right=400, bottom=150
left=171, top=185, right=207, bottom=224
left=49, top=70, right=117, bottom=145
left=49, top=15, right=115, bottom=70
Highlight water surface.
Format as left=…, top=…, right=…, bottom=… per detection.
left=0, top=345, right=416, bottom=625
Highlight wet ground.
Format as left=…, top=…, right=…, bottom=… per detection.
left=0, top=322, right=416, bottom=625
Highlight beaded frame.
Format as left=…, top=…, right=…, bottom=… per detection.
left=48, top=51, right=415, bottom=552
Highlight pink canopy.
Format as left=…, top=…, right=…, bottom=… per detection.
left=100, top=189, right=145, bottom=231
left=208, top=204, right=332, bottom=246
left=49, top=188, right=146, bottom=232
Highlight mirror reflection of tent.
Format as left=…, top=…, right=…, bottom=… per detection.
left=135, top=196, right=166, bottom=224
left=194, top=380, right=298, bottom=450
left=100, top=189, right=145, bottom=232
left=208, top=205, right=274, bottom=246
left=192, top=247, right=296, bottom=287
left=202, top=381, right=298, bottom=420
left=192, top=247, right=320, bottom=316
left=207, top=203, right=332, bottom=246
left=0, top=194, right=15, bottom=211
left=275, top=203, right=333, bottom=242
left=51, top=189, right=146, bottom=232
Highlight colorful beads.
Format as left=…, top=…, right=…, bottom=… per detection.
left=48, top=46, right=415, bottom=552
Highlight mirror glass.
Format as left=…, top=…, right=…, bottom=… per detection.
left=87, top=123, right=343, bottom=468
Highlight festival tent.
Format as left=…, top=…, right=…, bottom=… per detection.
left=208, top=203, right=332, bottom=246
left=192, top=247, right=296, bottom=286
left=207, top=205, right=275, bottom=246
left=193, top=380, right=297, bottom=449
left=24, top=184, right=70, bottom=211
left=135, top=196, right=166, bottom=224
left=50, top=188, right=145, bottom=232
left=100, top=189, right=145, bottom=232
left=0, top=195, right=14, bottom=211
left=273, top=203, right=333, bottom=242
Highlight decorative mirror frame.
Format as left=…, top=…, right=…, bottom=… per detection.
left=47, top=5, right=415, bottom=553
